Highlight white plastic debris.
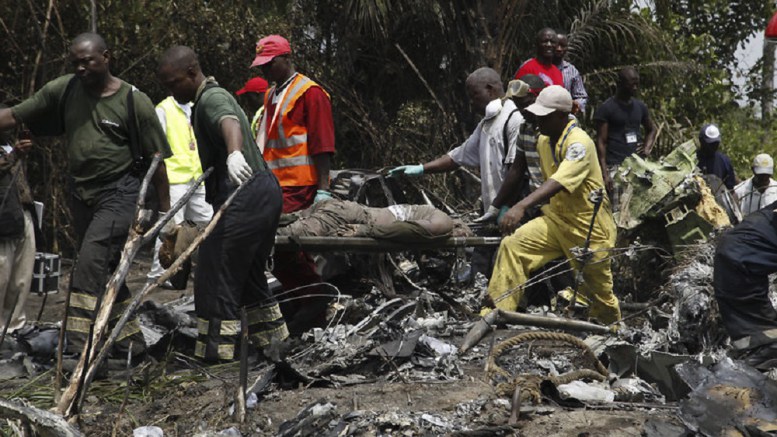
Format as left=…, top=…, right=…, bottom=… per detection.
left=557, top=380, right=615, bottom=403
left=420, top=413, right=450, bottom=428
left=246, top=392, right=258, bottom=409
left=612, top=377, right=666, bottom=403
left=413, top=312, right=448, bottom=331
left=418, top=334, right=457, bottom=356
left=133, top=426, right=164, bottom=437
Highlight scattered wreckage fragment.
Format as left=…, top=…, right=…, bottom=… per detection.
left=614, top=139, right=732, bottom=243
left=4, top=156, right=774, bottom=436
left=676, top=358, right=777, bottom=436
left=0, top=398, right=83, bottom=437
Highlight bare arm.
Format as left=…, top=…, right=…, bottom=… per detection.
left=499, top=179, right=565, bottom=234
left=152, top=161, right=170, bottom=212
left=423, top=155, right=460, bottom=174
left=0, top=139, right=33, bottom=172
left=0, top=108, right=18, bottom=131
left=641, top=114, right=657, bottom=157
left=220, top=117, right=243, bottom=154
left=595, top=121, right=612, bottom=193
left=491, top=154, right=527, bottom=208
left=312, top=153, right=332, bottom=190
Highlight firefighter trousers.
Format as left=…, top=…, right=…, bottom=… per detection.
left=67, top=173, right=145, bottom=357
left=194, top=171, right=287, bottom=362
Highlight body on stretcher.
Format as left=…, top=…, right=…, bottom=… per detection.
left=273, top=235, right=502, bottom=252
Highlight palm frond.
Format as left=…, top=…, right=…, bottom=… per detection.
left=583, top=60, right=699, bottom=81
left=345, top=0, right=392, bottom=38
left=567, top=0, right=674, bottom=65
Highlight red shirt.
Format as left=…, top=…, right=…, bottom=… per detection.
left=263, top=85, right=335, bottom=156
left=514, top=58, right=564, bottom=87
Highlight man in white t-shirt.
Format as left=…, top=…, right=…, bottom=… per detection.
left=389, top=67, right=523, bottom=278
left=734, top=153, right=777, bottom=216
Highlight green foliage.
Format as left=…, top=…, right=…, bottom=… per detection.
left=717, top=107, right=777, bottom=178
left=0, top=0, right=289, bottom=253
left=656, top=0, right=771, bottom=69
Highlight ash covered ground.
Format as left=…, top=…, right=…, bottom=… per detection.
left=4, top=237, right=775, bottom=437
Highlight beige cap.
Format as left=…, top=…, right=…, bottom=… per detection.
left=505, top=80, right=530, bottom=99
left=753, top=153, right=774, bottom=175
left=525, top=85, right=573, bottom=116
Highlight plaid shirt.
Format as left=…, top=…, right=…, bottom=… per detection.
left=556, top=60, right=588, bottom=113
left=515, top=121, right=543, bottom=192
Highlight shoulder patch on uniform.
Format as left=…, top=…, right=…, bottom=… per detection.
left=565, top=142, right=586, bottom=162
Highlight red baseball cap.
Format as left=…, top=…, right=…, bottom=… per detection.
left=250, top=35, right=291, bottom=68
left=236, top=77, right=269, bottom=96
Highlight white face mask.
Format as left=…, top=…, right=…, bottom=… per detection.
left=484, top=98, right=502, bottom=120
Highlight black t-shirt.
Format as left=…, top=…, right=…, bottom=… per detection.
left=593, top=97, right=650, bottom=166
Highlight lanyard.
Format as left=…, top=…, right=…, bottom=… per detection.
left=551, top=121, right=577, bottom=165
left=259, top=73, right=297, bottom=153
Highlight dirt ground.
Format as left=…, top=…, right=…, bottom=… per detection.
left=1, top=247, right=682, bottom=436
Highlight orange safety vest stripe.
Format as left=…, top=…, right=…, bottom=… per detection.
left=263, top=74, right=330, bottom=187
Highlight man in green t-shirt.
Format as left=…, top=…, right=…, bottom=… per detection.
left=0, top=33, right=172, bottom=358
left=157, top=45, right=287, bottom=363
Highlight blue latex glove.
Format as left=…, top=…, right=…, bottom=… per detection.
left=314, top=189, right=333, bottom=203
left=388, top=164, right=424, bottom=177
left=496, top=205, right=510, bottom=225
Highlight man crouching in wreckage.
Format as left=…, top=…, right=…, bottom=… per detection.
left=157, top=46, right=288, bottom=363
left=714, top=201, right=777, bottom=370
left=483, top=85, right=621, bottom=325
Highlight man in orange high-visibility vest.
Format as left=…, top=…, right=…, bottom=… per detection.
left=252, top=35, right=335, bottom=334
left=252, top=34, right=335, bottom=210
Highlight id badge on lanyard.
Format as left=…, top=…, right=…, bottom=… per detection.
left=625, top=130, right=638, bottom=146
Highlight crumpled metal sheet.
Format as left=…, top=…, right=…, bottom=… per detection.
left=664, top=242, right=728, bottom=355
left=615, top=139, right=698, bottom=230
left=642, top=418, right=687, bottom=437
left=677, top=358, right=777, bottom=436
left=585, top=334, right=716, bottom=401
left=0, top=353, right=33, bottom=381
left=276, top=400, right=337, bottom=437
left=14, top=325, right=59, bottom=361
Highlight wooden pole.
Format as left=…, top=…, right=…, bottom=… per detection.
left=89, top=0, right=96, bottom=32
left=57, top=159, right=212, bottom=417
left=237, top=307, right=248, bottom=423
left=498, top=310, right=616, bottom=335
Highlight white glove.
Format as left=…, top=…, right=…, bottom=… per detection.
left=226, top=150, right=252, bottom=185
left=473, top=205, right=499, bottom=223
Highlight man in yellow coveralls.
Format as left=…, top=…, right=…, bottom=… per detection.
left=486, top=85, right=621, bottom=324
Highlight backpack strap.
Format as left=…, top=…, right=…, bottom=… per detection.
left=59, top=76, right=78, bottom=132
left=192, top=80, right=221, bottom=128
left=502, top=108, right=520, bottom=165
left=125, top=86, right=145, bottom=174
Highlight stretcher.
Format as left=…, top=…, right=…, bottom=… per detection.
left=274, top=235, right=502, bottom=252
